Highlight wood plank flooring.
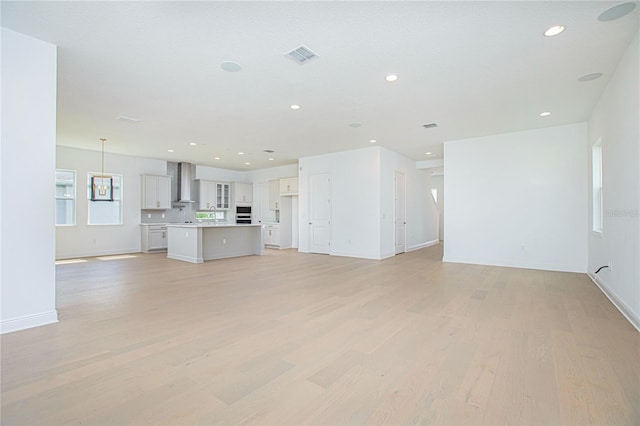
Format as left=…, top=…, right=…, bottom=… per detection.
left=1, top=245, right=638, bottom=425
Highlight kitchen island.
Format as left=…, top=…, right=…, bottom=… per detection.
left=166, top=223, right=264, bottom=263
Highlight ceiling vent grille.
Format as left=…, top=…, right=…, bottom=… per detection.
left=117, top=115, right=140, bottom=124
left=422, top=123, right=438, bottom=129
left=285, top=45, right=319, bottom=64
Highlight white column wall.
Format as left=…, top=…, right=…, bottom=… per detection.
left=1, top=28, right=58, bottom=333
left=587, top=31, right=639, bottom=330
left=299, top=147, right=381, bottom=259
left=444, top=123, right=588, bottom=272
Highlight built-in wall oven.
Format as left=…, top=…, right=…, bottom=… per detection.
left=236, top=205, right=252, bottom=224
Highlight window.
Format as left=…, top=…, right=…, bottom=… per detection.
left=56, top=169, right=76, bottom=225
left=592, top=139, right=603, bottom=234
left=88, top=172, right=122, bottom=225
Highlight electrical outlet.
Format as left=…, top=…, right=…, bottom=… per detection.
left=223, top=238, right=227, bottom=245
left=162, top=213, right=165, bottom=218
left=147, top=213, right=151, bottom=218
left=608, top=260, right=613, bottom=271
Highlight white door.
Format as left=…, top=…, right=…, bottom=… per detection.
left=394, top=171, right=406, bottom=254
left=309, top=173, right=331, bottom=254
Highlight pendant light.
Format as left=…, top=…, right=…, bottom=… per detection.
left=91, top=137, right=112, bottom=200
left=99, top=138, right=110, bottom=195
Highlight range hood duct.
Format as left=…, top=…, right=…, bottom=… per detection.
left=177, top=162, right=195, bottom=203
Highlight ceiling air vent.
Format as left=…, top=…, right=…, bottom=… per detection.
left=263, top=149, right=275, bottom=153
left=422, top=123, right=438, bottom=129
left=117, top=115, right=140, bottom=124
left=285, top=45, right=319, bottom=64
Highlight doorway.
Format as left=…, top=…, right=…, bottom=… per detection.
left=309, top=173, right=331, bottom=254
left=394, top=171, right=406, bottom=254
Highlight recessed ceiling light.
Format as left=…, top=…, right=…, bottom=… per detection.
left=369, top=139, right=377, bottom=143
left=425, top=152, right=432, bottom=155
left=598, top=2, right=636, bottom=22
left=189, top=142, right=197, bottom=146
left=540, top=111, right=552, bottom=117
left=214, top=157, right=221, bottom=160
left=167, top=149, right=174, bottom=153
left=578, top=72, right=603, bottom=82
left=385, top=74, right=398, bottom=82
left=238, top=152, right=244, bottom=155
left=348, top=122, right=362, bottom=128
left=544, top=25, right=566, bottom=37
left=221, top=61, right=242, bottom=72
left=290, top=104, right=301, bottom=110
left=244, top=162, right=251, bottom=165
left=268, top=158, right=275, bottom=161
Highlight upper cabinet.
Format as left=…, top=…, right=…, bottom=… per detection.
left=198, top=180, right=215, bottom=210
left=215, top=182, right=230, bottom=210
left=142, top=175, right=171, bottom=210
left=279, top=177, right=298, bottom=196
left=198, top=180, right=230, bottom=210
left=234, top=182, right=253, bottom=204
left=268, top=179, right=280, bottom=210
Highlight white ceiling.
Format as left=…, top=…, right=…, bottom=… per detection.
left=2, top=1, right=638, bottom=171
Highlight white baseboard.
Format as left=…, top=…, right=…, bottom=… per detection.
left=1, top=310, right=58, bottom=334
left=407, top=239, right=440, bottom=252
left=331, top=251, right=385, bottom=260
left=56, top=247, right=141, bottom=260
left=442, top=256, right=586, bottom=273
left=588, top=273, right=640, bottom=333
left=167, top=253, right=203, bottom=264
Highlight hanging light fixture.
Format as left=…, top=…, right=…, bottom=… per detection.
left=91, top=138, right=113, bottom=201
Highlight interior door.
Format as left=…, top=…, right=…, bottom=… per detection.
left=309, top=173, right=331, bottom=254
left=394, top=171, right=406, bottom=254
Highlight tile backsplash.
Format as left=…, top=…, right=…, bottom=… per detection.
left=141, top=203, right=197, bottom=224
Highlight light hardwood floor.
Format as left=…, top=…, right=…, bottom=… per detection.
left=1, top=245, right=638, bottom=425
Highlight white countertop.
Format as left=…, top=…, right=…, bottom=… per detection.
left=166, top=223, right=262, bottom=228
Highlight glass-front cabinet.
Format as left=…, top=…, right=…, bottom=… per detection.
left=198, top=180, right=230, bottom=210
left=216, top=182, right=230, bottom=210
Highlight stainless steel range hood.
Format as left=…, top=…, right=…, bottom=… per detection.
left=176, top=162, right=195, bottom=203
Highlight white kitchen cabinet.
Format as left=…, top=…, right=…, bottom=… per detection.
left=215, top=182, right=231, bottom=209
left=263, top=224, right=280, bottom=248
left=256, top=182, right=276, bottom=223
left=268, top=179, right=280, bottom=210
left=141, top=224, right=168, bottom=252
left=279, top=177, right=298, bottom=196
left=142, top=175, right=171, bottom=210
left=234, top=182, right=253, bottom=203
left=198, top=180, right=216, bottom=210
left=198, top=180, right=230, bottom=210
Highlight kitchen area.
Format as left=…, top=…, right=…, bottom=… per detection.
left=140, top=162, right=298, bottom=262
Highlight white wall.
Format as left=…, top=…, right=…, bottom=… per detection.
left=1, top=29, right=58, bottom=333
left=247, top=164, right=298, bottom=183
left=430, top=174, right=444, bottom=240
left=299, top=147, right=382, bottom=259
left=298, top=146, right=436, bottom=259
left=444, top=123, right=588, bottom=272
left=195, top=164, right=244, bottom=182
left=380, top=147, right=439, bottom=258
left=56, top=146, right=167, bottom=259
left=587, top=31, right=639, bottom=330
